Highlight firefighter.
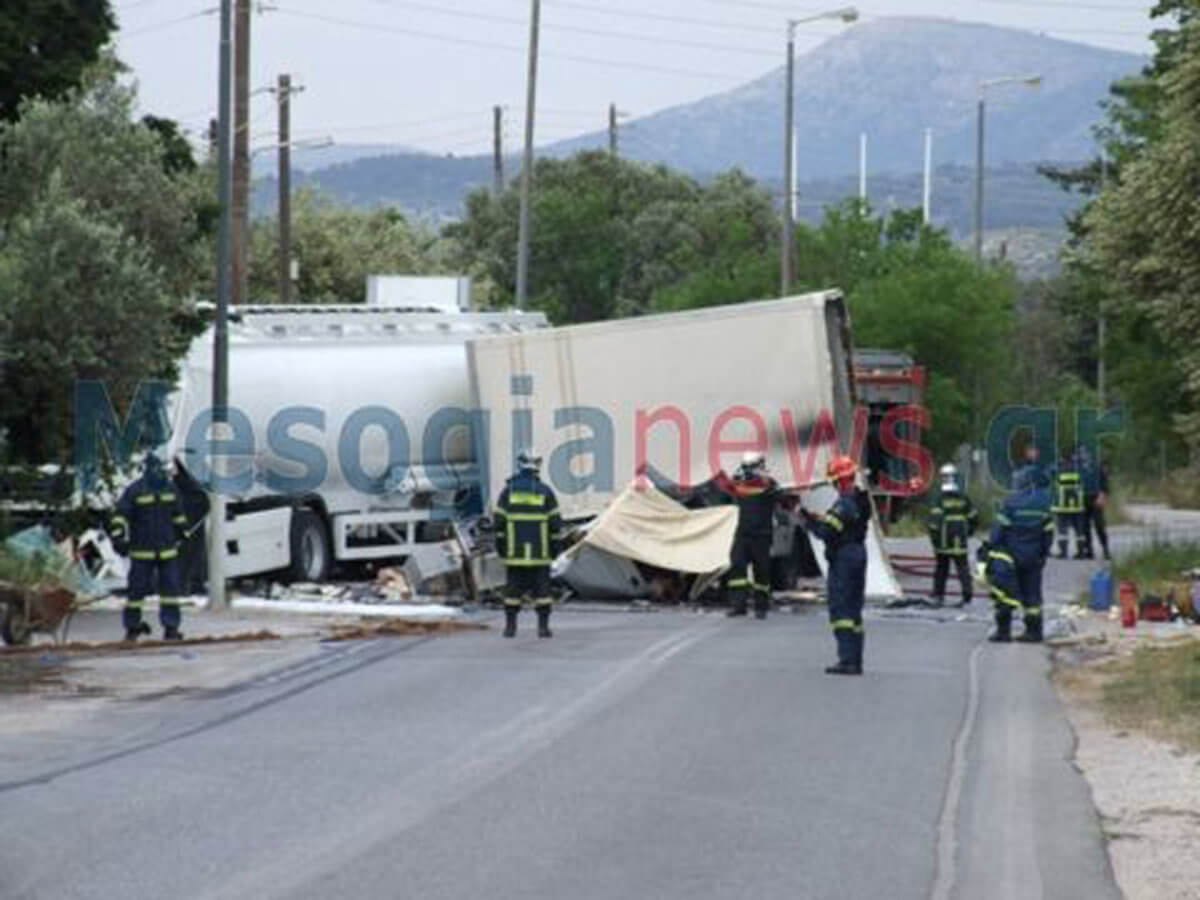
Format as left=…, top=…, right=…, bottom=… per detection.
left=493, top=449, right=565, bottom=639
left=984, top=465, right=1054, bottom=642
left=1078, top=448, right=1111, bottom=561
left=109, top=454, right=189, bottom=641
left=1051, top=448, right=1087, bottom=559
left=721, top=451, right=783, bottom=619
left=801, top=455, right=871, bottom=675
left=926, top=463, right=978, bottom=607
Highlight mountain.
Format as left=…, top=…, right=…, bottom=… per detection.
left=547, top=17, right=1144, bottom=177
left=252, top=18, right=1146, bottom=231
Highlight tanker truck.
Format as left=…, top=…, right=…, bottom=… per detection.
left=163, top=304, right=548, bottom=583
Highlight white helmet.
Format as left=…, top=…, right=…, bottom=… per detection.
left=516, top=448, right=542, bottom=472
left=939, top=463, right=961, bottom=493
left=741, top=450, right=766, bottom=472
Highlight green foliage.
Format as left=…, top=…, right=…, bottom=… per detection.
left=445, top=153, right=777, bottom=322
left=246, top=189, right=440, bottom=303
left=0, top=0, right=115, bottom=122
left=1086, top=20, right=1200, bottom=454
left=0, top=70, right=206, bottom=464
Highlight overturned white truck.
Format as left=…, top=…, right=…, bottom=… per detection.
left=468, top=290, right=902, bottom=600
left=162, top=292, right=900, bottom=600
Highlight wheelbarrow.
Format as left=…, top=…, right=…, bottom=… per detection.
left=0, top=581, right=80, bottom=646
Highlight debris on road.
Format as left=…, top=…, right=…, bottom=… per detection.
left=323, top=618, right=487, bottom=641
left=0, top=630, right=281, bottom=657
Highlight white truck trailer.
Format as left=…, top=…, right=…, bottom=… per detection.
left=466, top=290, right=902, bottom=599
left=164, top=304, right=548, bottom=582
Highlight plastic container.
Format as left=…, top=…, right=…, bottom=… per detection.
left=1089, top=570, right=1114, bottom=611
left=1119, top=580, right=1139, bottom=628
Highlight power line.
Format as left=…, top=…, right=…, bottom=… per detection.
left=329, top=0, right=782, bottom=58
left=979, top=0, right=1152, bottom=11
left=120, top=7, right=215, bottom=38
left=272, top=9, right=749, bottom=80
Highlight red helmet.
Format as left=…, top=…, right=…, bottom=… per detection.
left=826, top=455, right=858, bottom=482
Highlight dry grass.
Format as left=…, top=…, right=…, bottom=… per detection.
left=1100, top=641, right=1200, bottom=753
left=323, top=619, right=488, bottom=641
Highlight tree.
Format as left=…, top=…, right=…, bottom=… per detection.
left=0, top=70, right=208, bottom=463
left=447, top=152, right=780, bottom=323
left=0, top=0, right=115, bottom=122
left=245, top=189, right=438, bottom=303
left=1087, top=19, right=1200, bottom=456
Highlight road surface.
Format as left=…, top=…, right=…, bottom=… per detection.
left=1, top=590, right=1120, bottom=900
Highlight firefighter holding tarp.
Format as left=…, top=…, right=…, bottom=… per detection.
left=800, top=456, right=871, bottom=675
left=109, top=454, right=189, bottom=641
left=719, top=452, right=783, bottom=619
left=493, top=449, right=566, bottom=639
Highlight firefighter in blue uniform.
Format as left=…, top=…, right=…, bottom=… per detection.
left=109, top=455, right=189, bottom=641
left=802, top=455, right=871, bottom=675
left=1080, top=449, right=1111, bottom=561
left=493, top=449, right=565, bottom=639
left=1051, top=448, right=1087, bottom=559
left=721, top=451, right=783, bottom=619
left=926, top=463, right=978, bottom=607
left=982, top=465, right=1054, bottom=642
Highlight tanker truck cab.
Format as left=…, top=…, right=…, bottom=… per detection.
left=164, top=304, right=549, bottom=584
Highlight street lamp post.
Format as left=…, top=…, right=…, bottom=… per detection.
left=782, top=7, right=858, bottom=298
left=515, top=0, right=541, bottom=308
left=974, top=74, right=1041, bottom=262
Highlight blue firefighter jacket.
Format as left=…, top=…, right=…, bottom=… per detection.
left=494, top=472, right=565, bottom=567
left=110, top=471, right=188, bottom=561
left=989, top=486, right=1054, bottom=568
left=804, top=489, right=870, bottom=563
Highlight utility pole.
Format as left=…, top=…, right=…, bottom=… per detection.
left=922, top=128, right=933, bottom=224
left=208, top=118, right=219, bottom=164
left=609, top=102, right=618, bottom=157
left=974, top=96, right=985, bottom=262
left=275, top=74, right=302, bottom=305
left=1098, top=153, right=1109, bottom=411
left=858, top=132, right=867, bottom=203
left=493, top=105, right=504, bottom=196
left=781, top=21, right=796, bottom=298
left=209, top=0, right=234, bottom=613
left=515, top=0, right=541, bottom=308
left=232, top=0, right=251, bottom=306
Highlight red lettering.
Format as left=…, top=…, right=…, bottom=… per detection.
left=707, top=406, right=768, bottom=480
left=879, top=405, right=933, bottom=494
left=781, top=408, right=838, bottom=486
left=635, top=406, right=691, bottom=489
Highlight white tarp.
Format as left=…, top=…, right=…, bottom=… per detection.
left=574, top=483, right=738, bottom=574
left=554, top=483, right=737, bottom=599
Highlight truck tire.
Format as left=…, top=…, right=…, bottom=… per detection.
left=288, top=509, right=331, bottom=583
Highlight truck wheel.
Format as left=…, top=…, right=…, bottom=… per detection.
left=288, top=509, right=330, bottom=583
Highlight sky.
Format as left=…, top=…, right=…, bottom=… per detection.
left=113, top=0, right=1162, bottom=157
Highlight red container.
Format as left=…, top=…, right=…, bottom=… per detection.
left=1119, top=580, right=1139, bottom=628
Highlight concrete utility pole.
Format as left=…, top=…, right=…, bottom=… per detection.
left=515, top=0, right=541, bottom=309
left=209, top=0, right=234, bottom=613
left=781, top=7, right=858, bottom=298
left=232, top=0, right=251, bottom=305
left=274, top=74, right=303, bottom=305
left=208, top=118, right=219, bottom=164
left=609, top=102, right=618, bottom=157
left=922, top=128, right=933, bottom=224
left=974, top=74, right=1041, bottom=262
left=1098, top=152, right=1109, bottom=410
left=858, top=132, right=867, bottom=203
left=493, top=105, right=504, bottom=196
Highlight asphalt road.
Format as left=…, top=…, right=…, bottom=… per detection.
left=0, top=590, right=1120, bottom=900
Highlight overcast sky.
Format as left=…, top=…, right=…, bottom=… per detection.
left=114, top=0, right=1159, bottom=156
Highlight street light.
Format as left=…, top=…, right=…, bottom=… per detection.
left=974, top=74, right=1041, bottom=262
left=782, top=6, right=859, bottom=297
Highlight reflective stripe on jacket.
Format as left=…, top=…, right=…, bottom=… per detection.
left=494, top=473, right=565, bottom=566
